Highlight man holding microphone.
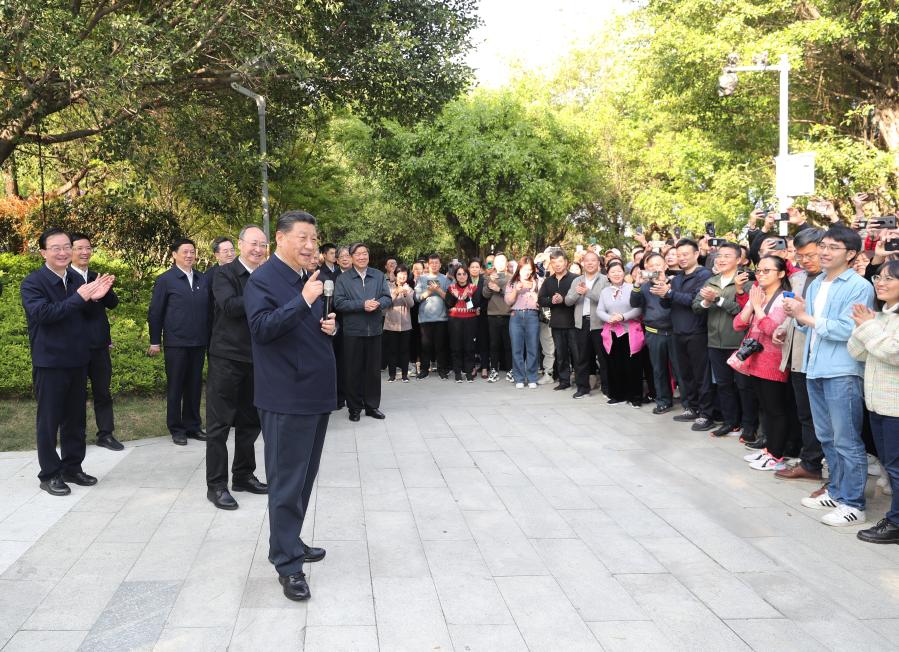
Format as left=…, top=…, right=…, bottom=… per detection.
left=244, top=211, right=337, bottom=602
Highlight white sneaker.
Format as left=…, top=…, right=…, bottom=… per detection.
left=821, top=504, right=866, bottom=527
left=537, top=373, right=553, bottom=385
left=506, top=371, right=515, bottom=383
left=744, top=450, right=768, bottom=463
left=487, top=369, right=499, bottom=383
left=528, top=382, right=538, bottom=389
left=515, top=382, right=525, bottom=389
left=750, top=454, right=779, bottom=471
left=800, top=490, right=838, bottom=510
left=867, top=454, right=882, bottom=477
left=877, top=475, right=893, bottom=496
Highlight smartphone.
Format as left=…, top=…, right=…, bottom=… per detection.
left=885, top=239, right=899, bottom=252
left=708, top=238, right=724, bottom=247
left=673, top=227, right=682, bottom=239
left=705, top=221, right=716, bottom=238
left=783, top=291, right=795, bottom=299
left=486, top=262, right=493, bottom=269
left=778, top=212, right=789, bottom=236
left=635, top=226, right=644, bottom=236
left=871, top=215, right=898, bottom=229
left=770, top=238, right=787, bottom=251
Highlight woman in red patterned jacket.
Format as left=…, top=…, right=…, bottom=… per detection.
left=445, top=265, right=483, bottom=383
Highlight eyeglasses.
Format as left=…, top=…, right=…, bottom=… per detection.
left=872, top=275, right=897, bottom=283
left=818, top=244, right=847, bottom=252
left=241, top=240, right=269, bottom=248
left=755, top=268, right=779, bottom=274
left=794, top=252, right=818, bottom=261
left=45, top=245, right=72, bottom=253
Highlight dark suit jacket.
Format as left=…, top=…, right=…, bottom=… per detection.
left=333, top=267, right=392, bottom=337
left=72, top=268, right=119, bottom=350
left=210, top=259, right=253, bottom=363
left=244, top=254, right=337, bottom=415
left=318, top=264, right=341, bottom=285
left=20, top=266, right=91, bottom=368
left=147, top=266, right=210, bottom=347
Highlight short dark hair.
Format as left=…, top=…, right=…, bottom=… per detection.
left=643, top=252, right=664, bottom=265
left=38, top=228, right=71, bottom=250
left=170, top=237, right=195, bottom=253
left=320, top=242, right=337, bottom=254
left=717, top=242, right=742, bottom=257
left=276, top=210, right=316, bottom=234
left=70, top=232, right=91, bottom=245
left=212, top=236, right=233, bottom=253
left=549, top=248, right=566, bottom=260
left=468, top=257, right=482, bottom=266
left=427, top=253, right=441, bottom=261
left=676, top=238, right=699, bottom=252
left=793, top=227, right=826, bottom=249
left=348, top=242, right=368, bottom=255
left=606, top=259, right=625, bottom=273
left=394, top=264, right=411, bottom=287
left=822, top=226, right=863, bottom=257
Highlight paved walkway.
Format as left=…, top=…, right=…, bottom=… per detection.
left=2, top=378, right=899, bottom=651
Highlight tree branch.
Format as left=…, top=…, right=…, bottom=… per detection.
left=20, top=96, right=166, bottom=145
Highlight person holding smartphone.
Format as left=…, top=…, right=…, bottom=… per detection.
left=505, top=257, right=541, bottom=388
left=445, top=265, right=481, bottom=382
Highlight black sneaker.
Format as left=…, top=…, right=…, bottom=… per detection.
left=572, top=391, right=589, bottom=399
left=672, top=408, right=698, bottom=422
left=857, top=518, right=899, bottom=544
left=739, top=429, right=758, bottom=444
left=711, top=423, right=740, bottom=438
left=745, top=437, right=768, bottom=450
left=652, top=404, right=673, bottom=415
left=417, top=371, right=430, bottom=379
left=691, top=417, right=715, bottom=431
left=607, top=398, right=624, bottom=405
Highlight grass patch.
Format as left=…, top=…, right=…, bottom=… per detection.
left=0, top=394, right=206, bottom=452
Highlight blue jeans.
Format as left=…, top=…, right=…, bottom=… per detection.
left=806, top=376, right=867, bottom=510
left=870, top=412, right=899, bottom=524
left=509, top=310, right=539, bottom=383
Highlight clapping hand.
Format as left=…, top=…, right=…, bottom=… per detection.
left=851, top=303, right=876, bottom=326
left=749, top=284, right=766, bottom=312
left=699, top=286, right=718, bottom=302
left=364, top=299, right=380, bottom=312
left=783, top=295, right=805, bottom=317
left=575, top=282, right=587, bottom=295
left=552, top=292, right=563, bottom=304
left=77, top=273, right=115, bottom=301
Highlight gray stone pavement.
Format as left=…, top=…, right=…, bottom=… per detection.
left=3, top=376, right=899, bottom=651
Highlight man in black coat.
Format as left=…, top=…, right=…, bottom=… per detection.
left=537, top=249, right=579, bottom=390
left=147, top=238, right=210, bottom=446
left=244, top=210, right=338, bottom=602
left=20, top=228, right=116, bottom=495
left=205, top=225, right=271, bottom=510
left=70, top=233, right=122, bottom=451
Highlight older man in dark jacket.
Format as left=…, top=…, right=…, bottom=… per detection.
left=334, top=242, right=392, bottom=421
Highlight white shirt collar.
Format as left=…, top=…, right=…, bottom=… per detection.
left=884, top=303, right=899, bottom=314
left=237, top=257, right=255, bottom=274
left=71, top=265, right=89, bottom=281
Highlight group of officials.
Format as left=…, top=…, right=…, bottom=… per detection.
left=20, top=211, right=338, bottom=601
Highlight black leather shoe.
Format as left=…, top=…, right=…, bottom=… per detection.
left=553, top=383, right=571, bottom=391
left=652, top=404, right=673, bottom=415
left=279, top=572, right=311, bottom=601
left=207, top=487, right=238, bottom=510
left=187, top=430, right=208, bottom=441
left=349, top=410, right=361, bottom=422
left=232, top=475, right=268, bottom=494
left=745, top=437, right=768, bottom=450
left=300, top=540, right=326, bottom=562
left=365, top=408, right=386, bottom=419
left=858, top=518, right=899, bottom=544
left=572, top=391, right=589, bottom=399
left=61, top=470, right=97, bottom=486
left=172, top=433, right=188, bottom=446
left=96, top=434, right=124, bottom=451
left=39, top=476, right=71, bottom=496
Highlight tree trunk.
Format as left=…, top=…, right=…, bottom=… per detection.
left=875, top=102, right=899, bottom=168
left=3, top=154, right=20, bottom=198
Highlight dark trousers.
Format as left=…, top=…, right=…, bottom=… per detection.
left=738, top=372, right=759, bottom=433
left=205, top=355, right=261, bottom=489
left=752, top=376, right=792, bottom=458
left=333, top=331, right=346, bottom=408
left=419, top=321, right=449, bottom=375
left=675, top=332, right=714, bottom=417
left=487, top=315, right=512, bottom=371
left=792, top=371, right=823, bottom=472
left=551, top=327, right=578, bottom=385
left=87, top=346, right=114, bottom=438
left=645, top=331, right=675, bottom=408
left=870, top=412, right=899, bottom=524
left=343, top=334, right=382, bottom=410
left=708, top=348, right=741, bottom=426
left=475, top=313, right=490, bottom=371
left=164, top=346, right=205, bottom=438
left=449, top=317, right=478, bottom=379
left=33, top=366, right=87, bottom=481
left=259, top=409, right=328, bottom=576
left=574, top=318, right=607, bottom=394
left=607, top=332, right=643, bottom=402
left=383, top=330, right=411, bottom=379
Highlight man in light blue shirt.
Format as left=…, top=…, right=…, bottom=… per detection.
left=786, top=227, right=874, bottom=527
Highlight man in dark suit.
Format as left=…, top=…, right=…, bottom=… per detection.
left=334, top=242, right=392, bottom=422
left=317, top=242, right=341, bottom=284
left=70, top=233, right=123, bottom=451
left=205, top=225, right=269, bottom=510
left=20, top=228, right=115, bottom=495
left=147, top=238, right=210, bottom=446
left=244, top=210, right=337, bottom=602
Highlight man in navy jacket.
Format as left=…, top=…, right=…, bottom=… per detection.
left=20, top=228, right=116, bottom=495
left=70, top=233, right=122, bottom=451
left=147, top=238, right=210, bottom=446
left=244, top=210, right=337, bottom=602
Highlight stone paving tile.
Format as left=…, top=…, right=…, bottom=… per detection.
left=372, top=577, right=452, bottom=652
left=79, top=580, right=181, bottom=652
left=304, top=625, right=379, bottom=652
left=3, top=629, right=88, bottom=651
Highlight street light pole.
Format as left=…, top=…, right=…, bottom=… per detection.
left=230, top=82, right=270, bottom=241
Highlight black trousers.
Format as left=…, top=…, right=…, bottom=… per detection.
left=87, top=346, right=114, bottom=438
left=34, top=366, right=88, bottom=481
left=475, top=313, right=490, bottom=371
left=419, top=321, right=449, bottom=375
left=488, top=315, right=512, bottom=371
left=333, top=331, right=346, bottom=408
left=449, top=317, right=478, bottom=379
left=675, top=332, right=714, bottom=417
left=259, top=409, right=328, bottom=577
left=383, top=330, right=411, bottom=379
left=163, top=346, right=204, bottom=438
left=574, top=318, right=607, bottom=394
left=792, top=371, right=824, bottom=472
left=551, top=327, right=578, bottom=385
left=708, top=348, right=741, bottom=427
left=752, top=376, right=792, bottom=459
left=343, top=334, right=382, bottom=410
left=607, top=332, right=643, bottom=402
left=205, top=355, right=261, bottom=488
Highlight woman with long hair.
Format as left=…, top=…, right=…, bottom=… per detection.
left=736, top=255, right=792, bottom=470
left=383, top=265, right=414, bottom=382
left=596, top=260, right=644, bottom=407
left=468, top=258, right=491, bottom=379
left=445, top=264, right=482, bottom=382
left=504, top=256, right=541, bottom=388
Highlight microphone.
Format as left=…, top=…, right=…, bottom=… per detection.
left=323, top=279, right=334, bottom=316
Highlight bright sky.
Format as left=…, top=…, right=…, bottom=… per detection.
left=467, top=0, right=630, bottom=88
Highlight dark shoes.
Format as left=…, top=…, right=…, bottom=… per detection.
left=207, top=487, right=238, bottom=510
left=96, top=434, right=124, bottom=451
left=711, top=423, right=740, bottom=437
left=187, top=430, right=208, bottom=441
left=279, top=572, right=311, bottom=601
left=554, top=383, right=571, bottom=391
left=673, top=409, right=698, bottom=422
left=774, top=465, right=823, bottom=481
left=572, top=390, right=589, bottom=399
left=652, top=404, right=673, bottom=415
left=349, top=410, right=361, bottom=422
left=233, top=475, right=268, bottom=494
left=172, top=433, right=188, bottom=446
left=365, top=408, right=386, bottom=420
left=301, top=540, right=326, bottom=563
left=858, top=519, right=899, bottom=544
left=39, top=476, right=71, bottom=496
left=61, top=470, right=97, bottom=486
left=691, top=417, right=715, bottom=431
left=745, top=437, right=768, bottom=451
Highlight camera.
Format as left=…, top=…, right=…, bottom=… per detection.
left=735, top=338, right=764, bottom=362
left=646, top=270, right=660, bottom=281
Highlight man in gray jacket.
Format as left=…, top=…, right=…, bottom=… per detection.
left=565, top=251, right=609, bottom=398
left=414, top=254, right=451, bottom=379
left=334, top=243, right=392, bottom=422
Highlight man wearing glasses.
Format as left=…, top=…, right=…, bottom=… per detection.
left=785, top=227, right=875, bottom=527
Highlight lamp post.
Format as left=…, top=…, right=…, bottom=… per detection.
left=230, top=82, right=270, bottom=240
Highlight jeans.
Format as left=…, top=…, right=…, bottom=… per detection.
left=806, top=375, right=867, bottom=510
left=645, top=331, right=674, bottom=408
left=509, top=310, right=539, bottom=383
left=870, top=412, right=899, bottom=524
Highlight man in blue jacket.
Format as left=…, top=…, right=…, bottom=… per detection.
left=244, top=210, right=337, bottom=602
left=147, top=238, right=210, bottom=446
left=20, top=228, right=116, bottom=495
left=70, top=232, right=122, bottom=451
